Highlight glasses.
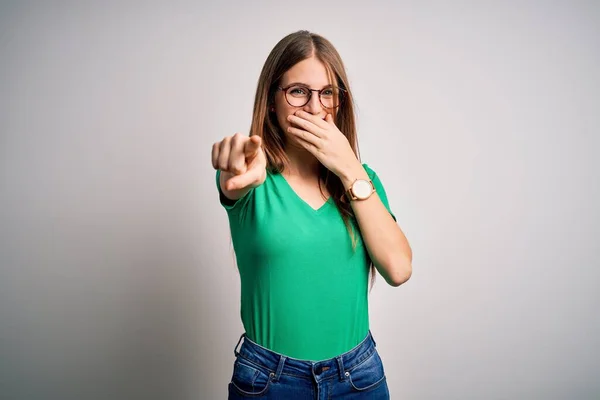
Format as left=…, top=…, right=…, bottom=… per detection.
left=277, top=84, right=346, bottom=109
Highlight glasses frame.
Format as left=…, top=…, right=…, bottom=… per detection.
left=277, top=84, right=347, bottom=109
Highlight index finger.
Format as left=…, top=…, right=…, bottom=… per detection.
left=244, top=135, right=262, bottom=157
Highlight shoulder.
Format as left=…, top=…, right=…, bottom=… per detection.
left=361, top=163, right=378, bottom=180
left=360, top=162, right=388, bottom=192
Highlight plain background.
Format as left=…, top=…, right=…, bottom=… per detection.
left=1, top=1, right=599, bottom=399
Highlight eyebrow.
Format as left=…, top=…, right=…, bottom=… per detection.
left=284, top=82, right=334, bottom=89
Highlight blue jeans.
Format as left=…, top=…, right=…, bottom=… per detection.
left=228, top=330, right=390, bottom=399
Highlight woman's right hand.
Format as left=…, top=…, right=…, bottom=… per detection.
left=212, top=133, right=267, bottom=194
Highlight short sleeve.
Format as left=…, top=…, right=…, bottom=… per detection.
left=215, top=169, right=253, bottom=213
left=362, top=163, right=396, bottom=222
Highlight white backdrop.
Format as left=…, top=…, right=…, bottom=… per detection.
left=1, top=1, right=598, bottom=399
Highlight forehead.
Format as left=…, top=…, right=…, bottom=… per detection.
left=281, top=56, right=332, bottom=87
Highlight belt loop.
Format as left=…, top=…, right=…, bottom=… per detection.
left=233, top=332, right=245, bottom=357
left=273, top=355, right=287, bottom=382
left=336, top=355, right=346, bottom=381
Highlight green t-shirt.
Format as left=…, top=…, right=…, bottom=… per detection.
left=216, top=163, right=395, bottom=361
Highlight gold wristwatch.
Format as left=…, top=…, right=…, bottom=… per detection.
left=343, top=179, right=376, bottom=202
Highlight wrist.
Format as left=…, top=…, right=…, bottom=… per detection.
left=339, top=162, right=369, bottom=190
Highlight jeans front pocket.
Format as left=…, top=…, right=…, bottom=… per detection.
left=345, top=348, right=387, bottom=392
left=229, top=357, right=275, bottom=397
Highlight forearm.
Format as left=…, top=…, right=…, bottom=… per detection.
left=339, top=164, right=413, bottom=287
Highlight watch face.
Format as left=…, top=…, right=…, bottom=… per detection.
left=353, top=179, right=373, bottom=199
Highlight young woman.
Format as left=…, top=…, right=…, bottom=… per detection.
left=211, top=30, right=413, bottom=399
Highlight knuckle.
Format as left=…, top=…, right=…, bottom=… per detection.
left=229, top=158, right=245, bottom=174
left=218, top=157, right=229, bottom=171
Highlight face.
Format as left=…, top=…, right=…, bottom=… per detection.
left=272, top=56, right=339, bottom=146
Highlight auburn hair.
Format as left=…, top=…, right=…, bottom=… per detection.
left=248, top=30, right=377, bottom=291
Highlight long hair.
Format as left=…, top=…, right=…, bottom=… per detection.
left=248, top=30, right=377, bottom=291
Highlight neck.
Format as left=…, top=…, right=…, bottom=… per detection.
left=283, top=143, right=321, bottom=179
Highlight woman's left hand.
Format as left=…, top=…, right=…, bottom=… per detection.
left=286, top=110, right=362, bottom=181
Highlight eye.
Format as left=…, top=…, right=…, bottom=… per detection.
left=289, top=86, right=308, bottom=96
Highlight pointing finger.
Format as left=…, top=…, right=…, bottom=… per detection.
left=244, top=135, right=262, bottom=157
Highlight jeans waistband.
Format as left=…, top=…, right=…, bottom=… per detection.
left=232, top=330, right=378, bottom=383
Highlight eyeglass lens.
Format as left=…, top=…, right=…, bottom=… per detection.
left=285, top=86, right=342, bottom=108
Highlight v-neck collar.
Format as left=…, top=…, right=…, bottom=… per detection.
left=275, top=173, right=333, bottom=213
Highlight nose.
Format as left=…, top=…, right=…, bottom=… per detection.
left=303, top=92, right=323, bottom=115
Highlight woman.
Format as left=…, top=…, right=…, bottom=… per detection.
left=211, top=30, right=413, bottom=399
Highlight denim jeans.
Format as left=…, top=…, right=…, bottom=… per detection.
left=228, top=330, right=390, bottom=399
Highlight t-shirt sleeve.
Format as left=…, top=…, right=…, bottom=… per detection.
left=215, top=169, right=254, bottom=214
left=362, top=163, right=397, bottom=222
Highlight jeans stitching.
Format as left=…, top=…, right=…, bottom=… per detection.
left=348, top=373, right=387, bottom=392
left=230, top=362, right=273, bottom=396
left=346, top=346, right=376, bottom=372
